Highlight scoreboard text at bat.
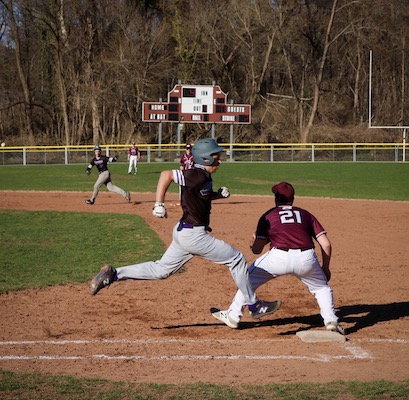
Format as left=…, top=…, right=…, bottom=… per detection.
left=142, top=84, right=251, bottom=124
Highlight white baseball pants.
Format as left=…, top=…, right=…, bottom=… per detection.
left=227, top=248, right=338, bottom=325
left=116, top=222, right=258, bottom=305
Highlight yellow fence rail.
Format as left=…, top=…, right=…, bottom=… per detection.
left=0, top=142, right=407, bottom=165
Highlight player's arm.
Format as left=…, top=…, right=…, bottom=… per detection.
left=316, top=232, right=332, bottom=281
left=152, top=170, right=175, bottom=218
left=85, top=162, right=93, bottom=175
left=212, top=186, right=230, bottom=199
left=250, top=235, right=269, bottom=254
left=155, top=170, right=174, bottom=203
left=250, top=216, right=270, bottom=254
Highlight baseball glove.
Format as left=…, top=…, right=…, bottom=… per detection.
left=152, top=201, right=167, bottom=218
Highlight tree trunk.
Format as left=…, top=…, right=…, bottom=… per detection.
left=300, top=0, right=338, bottom=143
left=7, top=0, right=34, bottom=143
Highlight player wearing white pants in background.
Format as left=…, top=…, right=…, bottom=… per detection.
left=127, top=142, right=140, bottom=174
left=90, top=138, right=281, bottom=322
left=212, top=181, right=344, bottom=334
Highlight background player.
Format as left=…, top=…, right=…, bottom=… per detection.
left=127, top=141, right=141, bottom=174
left=211, top=181, right=344, bottom=334
left=179, top=143, right=194, bottom=170
left=85, top=145, right=131, bottom=205
left=89, top=138, right=280, bottom=321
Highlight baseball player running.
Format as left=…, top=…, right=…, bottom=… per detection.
left=85, top=145, right=131, bottom=205
left=211, top=181, right=344, bottom=334
left=90, top=138, right=280, bottom=321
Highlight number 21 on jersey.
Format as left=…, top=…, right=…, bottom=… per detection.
left=279, top=208, right=302, bottom=224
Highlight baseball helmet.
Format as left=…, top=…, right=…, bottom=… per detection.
left=272, top=182, right=295, bottom=203
left=192, top=138, right=224, bottom=166
left=93, top=145, right=101, bottom=151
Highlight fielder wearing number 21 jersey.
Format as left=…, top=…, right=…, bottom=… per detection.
left=257, top=205, right=325, bottom=250
left=212, top=181, right=344, bottom=334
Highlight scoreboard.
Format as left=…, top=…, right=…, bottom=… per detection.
left=143, top=84, right=251, bottom=124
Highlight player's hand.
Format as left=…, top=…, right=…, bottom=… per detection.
left=218, top=186, right=230, bottom=198
left=85, top=168, right=91, bottom=175
left=152, top=201, right=167, bottom=218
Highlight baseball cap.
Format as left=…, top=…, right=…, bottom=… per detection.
left=186, top=144, right=191, bottom=149
left=272, top=182, right=295, bottom=203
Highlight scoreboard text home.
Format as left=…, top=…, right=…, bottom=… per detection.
left=143, top=84, right=251, bottom=124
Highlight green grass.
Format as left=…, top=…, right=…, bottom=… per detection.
left=0, top=210, right=164, bottom=293
left=0, top=162, right=408, bottom=200
left=1, top=370, right=408, bottom=399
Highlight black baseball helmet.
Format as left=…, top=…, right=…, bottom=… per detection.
left=93, top=145, right=101, bottom=151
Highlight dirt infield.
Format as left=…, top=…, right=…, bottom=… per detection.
left=0, top=190, right=408, bottom=385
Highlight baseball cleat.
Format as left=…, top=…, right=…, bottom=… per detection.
left=125, top=192, right=131, bottom=203
left=90, top=265, right=116, bottom=295
left=326, top=321, right=345, bottom=335
left=210, top=308, right=238, bottom=329
left=85, top=199, right=94, bottom=205
left=248, top=300, right=282, bottom=319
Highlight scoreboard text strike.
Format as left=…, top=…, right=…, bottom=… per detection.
left=143, top=84, right=251, bottom=124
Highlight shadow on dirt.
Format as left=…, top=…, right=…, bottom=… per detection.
left=155, top=301, right=409, bottom=336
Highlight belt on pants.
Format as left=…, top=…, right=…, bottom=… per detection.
left=177, top=221, right=212, bottom=232
left=275, top=247, right=313, bottom=252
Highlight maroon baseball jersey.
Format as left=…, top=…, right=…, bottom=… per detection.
left=255, top=205, right=326, bottom=249
left=129, top=146, right=139, bottom=156
left=180, top=153, right=195, bottom=170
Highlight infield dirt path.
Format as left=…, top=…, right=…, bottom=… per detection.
left=0, top=190, right=408, bottom=385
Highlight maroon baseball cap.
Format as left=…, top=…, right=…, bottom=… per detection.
left=272, top=182, right=295, bottom=203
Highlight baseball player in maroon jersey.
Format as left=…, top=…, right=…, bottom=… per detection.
left=89, top=138, right=280, bottom=321
left=85, top=145, right=131, bottom=205
left=212, top=181, right=344, bottom=334
left=127, top=142, right=141, bottom=174
left=179, top=143, right=194, bottom=170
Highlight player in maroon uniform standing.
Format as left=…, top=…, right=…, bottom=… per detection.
left=128, top=142, right=141, bottom=174
left=211, top=181, right=344, bottom=334
left=179, top=143, right=195, bottom=170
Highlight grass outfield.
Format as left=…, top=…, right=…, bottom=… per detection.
left=0, top=162, right=408, bottom=200
left=1, top=163, right=408, bottom=399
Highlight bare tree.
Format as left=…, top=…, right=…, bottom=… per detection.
left=4, top=0, right=35, bottom=143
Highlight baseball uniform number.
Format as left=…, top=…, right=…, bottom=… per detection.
left=279, top=210, right=302, bottom=224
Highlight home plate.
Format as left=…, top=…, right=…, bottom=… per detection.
left=296, top=330, right=346, bottom=343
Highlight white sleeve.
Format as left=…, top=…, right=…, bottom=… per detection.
left=172, top=169, right=185, bottom=186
